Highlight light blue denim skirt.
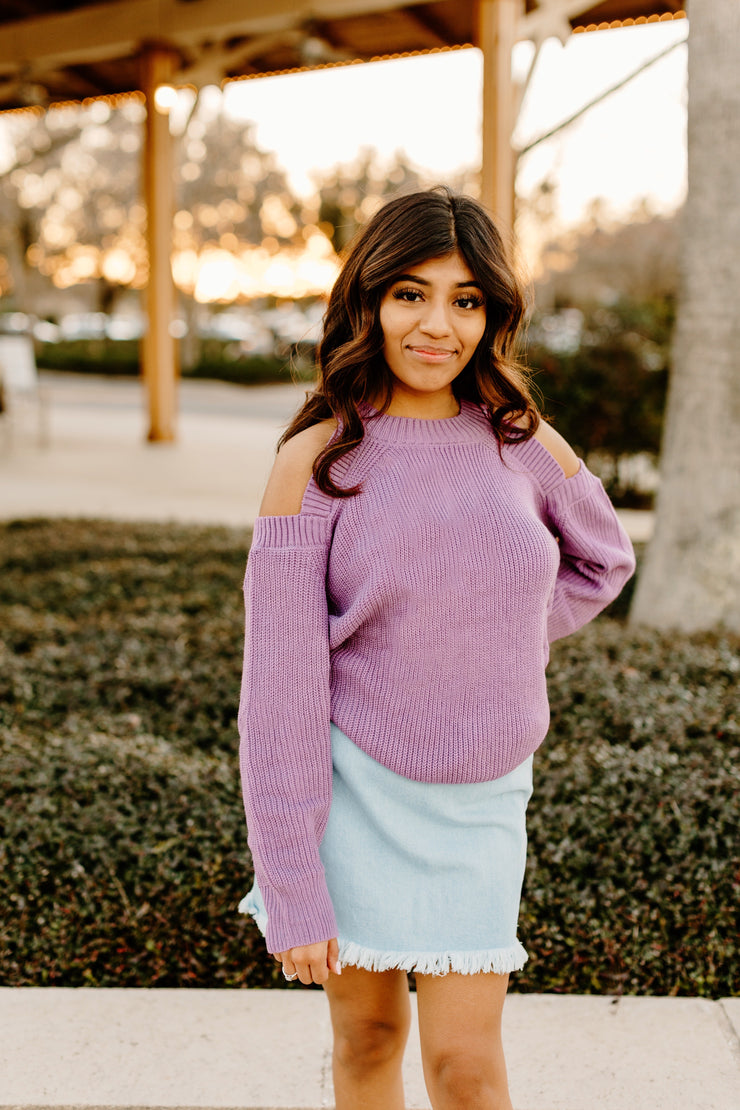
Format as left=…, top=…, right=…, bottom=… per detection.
left=240, top=722, right=533, bottom=976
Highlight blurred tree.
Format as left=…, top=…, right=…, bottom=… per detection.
left=534, top=199, right=679, bottom=310
left=528, top=296, right=671, bottom=505
left=630, top=0, right=740, bottom=633
left=170, top=90, right=304, bottom=366
left=314, top=147, right=428, bottom=254
left=0, top=111, right=84, bottom=310
left=0, top=99, right=145, bottom=317
left=0, top=91, right=306, bottom=345
left=522, top=199, right=679, bottom=504
left=175, top=101, right=301, bottom=248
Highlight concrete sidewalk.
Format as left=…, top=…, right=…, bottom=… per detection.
left=0, top=372, right=308, bottom=528
left=1, top=988, right=739, bottom=1109
left=0, top=371, right=654, bottom=539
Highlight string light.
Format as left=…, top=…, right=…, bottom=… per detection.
left=574, top=11, right=687, bottom=33
left=153, top=84, right=178, bottom=113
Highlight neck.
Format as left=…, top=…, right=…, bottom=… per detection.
left=370, top=391, right=461, bottom=421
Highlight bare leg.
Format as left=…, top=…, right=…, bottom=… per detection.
left=416, top=971, right=513, bottom=1110
left=323, top=965, right=411, bottom=1110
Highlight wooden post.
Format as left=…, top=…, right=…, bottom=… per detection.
left=477, top=0, right=521, bottom=231
left=140, top=45, right=177, bottom=442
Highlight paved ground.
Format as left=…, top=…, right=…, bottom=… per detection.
left=0, top=371, right=654, bottom=538
left=1, top=988, right=739, bottom=1110
left=0, top=372, right=308, bottom=527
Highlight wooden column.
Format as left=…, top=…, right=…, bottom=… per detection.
left=477, top=0, right=521, bottom=231
left=140, top=45, right=177, bottom=442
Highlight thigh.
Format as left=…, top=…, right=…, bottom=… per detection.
left=415, top=971, right=510, bottom=1060
left=323, top=965, right=412, bottom=1040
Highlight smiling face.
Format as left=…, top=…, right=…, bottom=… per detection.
left=377, top=251, right=487, bottom=415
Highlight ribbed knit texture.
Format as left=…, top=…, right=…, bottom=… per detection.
left=238, top=399, right=636, bottom=952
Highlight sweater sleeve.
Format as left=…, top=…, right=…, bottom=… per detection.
left=237, top=513, right=338, bottom=954
left=515, top=438, right=637, bottom=643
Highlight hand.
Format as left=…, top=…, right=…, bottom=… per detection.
left=274, top=938, right=341, bottom=985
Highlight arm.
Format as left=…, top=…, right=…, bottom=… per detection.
left=515, top=421, right=636, bottom=642
left=545, top=471, right=636, bottom=642
left=238, top=422, right=340, bottom=964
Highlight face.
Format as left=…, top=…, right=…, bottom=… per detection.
left=378, top=251, right=486, bottom=409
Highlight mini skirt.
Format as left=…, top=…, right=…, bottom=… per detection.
left=239, top=721, right=534, bottom=976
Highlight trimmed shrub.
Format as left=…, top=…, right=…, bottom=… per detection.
left=35, top=339, right=315, bottom=386
left=36, top=339, right=140, bottom=376
left=1, top=520, right=738, bottom=995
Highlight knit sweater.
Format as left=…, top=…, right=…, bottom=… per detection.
left=238, top=400, right=636, bottom=953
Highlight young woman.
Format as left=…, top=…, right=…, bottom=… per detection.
left=237, top=187, right=635, bottom=1110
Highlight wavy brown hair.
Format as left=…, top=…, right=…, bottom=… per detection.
left=281, top=186, right=541, bottom=497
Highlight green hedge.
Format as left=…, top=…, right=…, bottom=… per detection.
left=36, top=338, right=141, bottom=376
left=1, top=519, right=738, bottom=995
left=35, top=339, right=313, bottom=385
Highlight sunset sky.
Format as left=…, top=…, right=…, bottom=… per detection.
left=225, top=19, right=688, bottom=233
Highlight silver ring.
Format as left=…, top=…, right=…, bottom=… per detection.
left=282, top=968, right=299, bottom=981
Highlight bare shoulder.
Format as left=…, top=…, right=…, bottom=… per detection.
left=531, top=418, right=581, bottom=479
left=510, top=414, right=581, bottom=479
left=258, top=418, right=338, bottom=516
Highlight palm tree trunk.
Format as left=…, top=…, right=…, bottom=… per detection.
left=629, top=0, right=740, bottom=633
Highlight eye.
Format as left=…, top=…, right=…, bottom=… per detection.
left=391, top=286, right=424, bottom=303
left=455, top=293, right=485, bottom=310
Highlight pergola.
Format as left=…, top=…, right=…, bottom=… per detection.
left=0, top=0, right=686, bottom=441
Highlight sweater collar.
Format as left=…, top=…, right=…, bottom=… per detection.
left=358, top=399, right=492, bottom=444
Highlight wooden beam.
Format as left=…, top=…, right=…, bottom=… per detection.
left=395, top=7, right=453, bottom=49
left=0, top=0, right=679, bottom=84
left=518, top=0, right=605, bottom=46
left=478, top=0, right=522, bottom=232
left=140, top=44, right=177, bottom=443
left=0, top=0, right=441, bottom=75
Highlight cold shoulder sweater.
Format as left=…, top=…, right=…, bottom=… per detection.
left=238, top=400, right=636, bottom=953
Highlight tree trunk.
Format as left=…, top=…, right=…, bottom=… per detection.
left=629, top=0, right=740, bottom=633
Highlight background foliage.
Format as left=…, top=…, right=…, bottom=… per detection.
left=528, top=295, right=671, bottom=504
left=34, top=338, right=307, bottom=385
left=1, top=519, right=738, bottom=996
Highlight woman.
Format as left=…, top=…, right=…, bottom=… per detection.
left=237, top=187, right=635, bottom=1110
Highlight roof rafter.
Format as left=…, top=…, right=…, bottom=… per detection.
left=390, top=6, right=453, bottom=49
left=0, top=0, right=441, bottom=75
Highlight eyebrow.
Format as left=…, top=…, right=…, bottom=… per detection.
left=392, top=273, right=483, bottom=289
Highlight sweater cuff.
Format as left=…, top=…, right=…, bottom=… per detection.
left=251, top=513, right=331, bottom=550
left=262, top=871, right=338, bottom=954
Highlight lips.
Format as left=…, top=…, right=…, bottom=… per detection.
left=407, top=345, right=456, bottom=361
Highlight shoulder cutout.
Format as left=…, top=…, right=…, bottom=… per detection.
left=258, top=419, right=338, bottom=517
left=531, top=419, right=581, bottom=479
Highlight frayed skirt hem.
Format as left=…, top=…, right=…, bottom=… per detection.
left=338, top=938, right=528, bottom=976
left=238, top=893, right=528, bottom=977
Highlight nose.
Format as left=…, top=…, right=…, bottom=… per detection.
left=419, top=297, right=452, bottom=338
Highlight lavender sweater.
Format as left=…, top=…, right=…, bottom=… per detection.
left=238, top=400, right=636, bottom=952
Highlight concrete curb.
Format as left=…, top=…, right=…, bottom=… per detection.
left=1, top=989, right=738, bottom=1110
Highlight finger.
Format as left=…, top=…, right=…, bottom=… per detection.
left=294, top=961, right=313, bottom=986
left=307, top=960, right=328, bottom=986
left=327, top=937, right=342, bottom=976
left=290, top=952, right=325, bottom=986
left=282, top=957, right=299, bottom=982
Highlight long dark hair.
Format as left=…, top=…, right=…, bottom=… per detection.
left=281, top=186, right=540, bottom=497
